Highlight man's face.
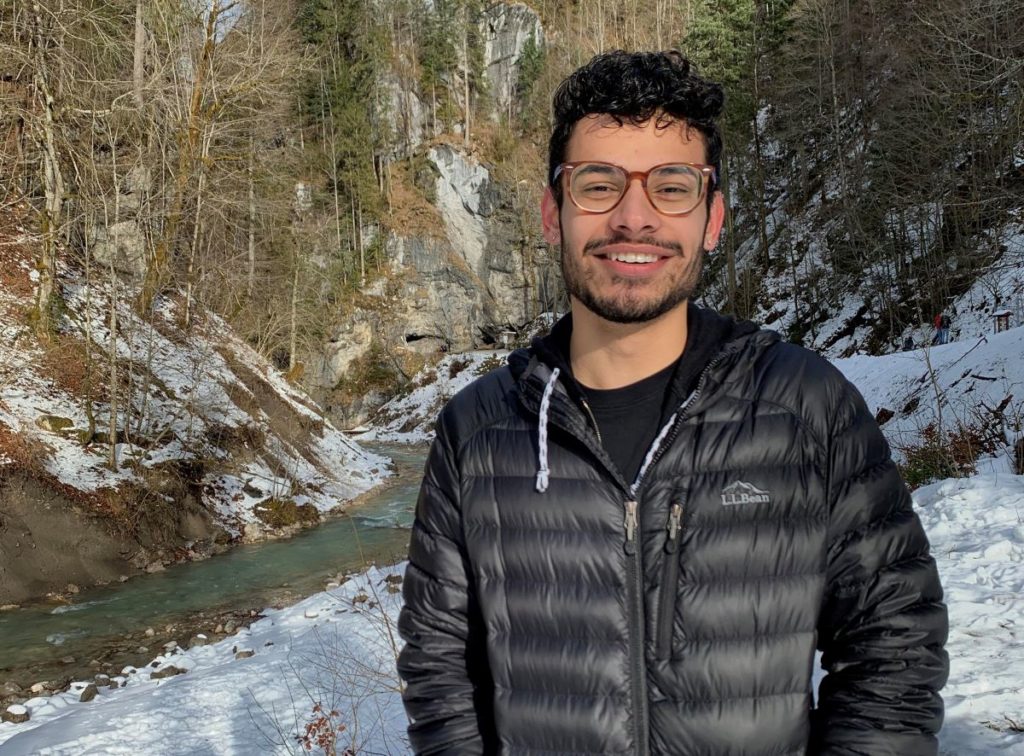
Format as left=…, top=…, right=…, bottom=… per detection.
left=541, top=115, right=725, bottom=324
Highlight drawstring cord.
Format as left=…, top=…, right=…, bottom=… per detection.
left=535, top=367, right=561, bottom=493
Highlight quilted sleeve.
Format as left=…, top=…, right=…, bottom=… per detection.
left=397, top=414, right=495, bottom=755
left=812, top=379, right=949, bottom=756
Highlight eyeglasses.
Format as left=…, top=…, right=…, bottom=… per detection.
left=553, top=161, right=717, bottom=216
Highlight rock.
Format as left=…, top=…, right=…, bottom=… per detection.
left=35, top=415, right=74, bottom=434
left=118, top=575, right=130, bottom=583
left=386, top=584, right=401, bottom=594
left=249, top=610, right=258, bottom=617
left=94, top=674, right=110, bottom=684
left=429, top=145, right=491, bottom=273
left=303, top=610, right=319, bottom=619
left=163, top=641, right=179, bottom=652
left=60, top=656, right=76, bottom=665
left=145, top=561, right=166, bottom=574
left=214, top=623, right=223, bottom=634
left=325, top=581, right=340, bottom=590
left=235, top=650, right=255, bottom=660
left=65, top=583, right=80, bottom=594
left=150, top=665, right=186, bottom=680
left=2, top=704, right=29, bottom=724
left=189, top=634, right=209, bottom=647
left=144, top=627, right=155, bottom=637
left=29, top=683, right=47, bottom=694
left=481, top=2, right=544, bottom=118
left=224, top=620, right=237, bottom=634
left=353, top=593, right=369, bottom=605
left=242, top=480, right=264, bottom=498
left=1, top=682, right=22, bottom=696
left=136, top=646, right=149, bottom=653
left=78, top=683, right=98, bottom=702
left=89, top=659, right=102, bottom=668
left=384, top=573, right=403, bottom=585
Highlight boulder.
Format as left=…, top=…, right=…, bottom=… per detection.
left=2, top=704, right=29, bottom=724
left=78, top=683, right=98, bottom=703
left=150, top=665, right=186, bottom=680
left=235, top=649, right=255, bottom=660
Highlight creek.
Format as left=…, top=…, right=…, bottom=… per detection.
left=0, top=443, right=424, bottom=683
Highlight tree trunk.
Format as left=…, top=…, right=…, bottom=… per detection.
left=29, top=1, right=65, bottom=340
left=247, top=135, right=257, bottom=298
left=133, top=0, right=145, bottom=109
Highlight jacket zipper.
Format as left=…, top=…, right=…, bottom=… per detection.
left=621, top=351, right=728, bottom=751
left=656, top=501, right=683, bottom=660
left=623, top=499, right=649, bottom=756
left=580, top=397, right=602, bottom=445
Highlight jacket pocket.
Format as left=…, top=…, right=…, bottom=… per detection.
left=656, top=500, right=684, bottom=660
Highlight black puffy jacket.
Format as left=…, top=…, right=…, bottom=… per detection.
left=398, top=312, right=948, bottom=755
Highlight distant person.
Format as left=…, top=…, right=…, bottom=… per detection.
left=940, top=313, right=952, bottom=344
left=398, top=50, right=948, bottom=755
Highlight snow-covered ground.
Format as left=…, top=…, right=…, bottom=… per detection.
left=1, top=473, right=1022, bottom=754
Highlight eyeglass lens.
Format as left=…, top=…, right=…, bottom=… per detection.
left=569, top=163, right=705, bottom=214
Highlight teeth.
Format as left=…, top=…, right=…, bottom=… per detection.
left=608, top=252, right=659, bottom=264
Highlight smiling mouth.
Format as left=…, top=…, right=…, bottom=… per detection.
left=604, top=251, right=662, bottom=264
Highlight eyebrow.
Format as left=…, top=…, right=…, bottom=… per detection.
left=575, top=164, right=619, bottom=175
left=653, top=164, right=695, bottom=175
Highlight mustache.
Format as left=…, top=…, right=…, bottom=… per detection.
left=583, top=234, right=683, bottom=256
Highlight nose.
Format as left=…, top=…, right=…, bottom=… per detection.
left=607, top=176, right=660, bottom=236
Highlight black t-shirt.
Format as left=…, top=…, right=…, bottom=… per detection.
left=581, top=360, right=677, bottom=486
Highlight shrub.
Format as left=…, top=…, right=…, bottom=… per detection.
left=897, top=422, right=992, bottom=490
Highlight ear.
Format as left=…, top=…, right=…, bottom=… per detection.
left=703, top=190, right=726, bottom=251
left=541, top=187, right=561, bottom=246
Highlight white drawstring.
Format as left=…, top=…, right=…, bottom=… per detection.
left=631, top=412, right=678, bottom=496
left=535, top=367, right=561, bottom=493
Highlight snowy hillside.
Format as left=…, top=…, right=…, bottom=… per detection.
left=834, top=326, right=1024, bottom=470
left=0, top=209, right=389, bottom=603
left=359, top=350, right=510, bottom=443
left=1, top=472, right=1022, bottom=754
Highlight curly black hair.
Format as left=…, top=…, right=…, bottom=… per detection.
left=548, top=50, right=724, bottom=205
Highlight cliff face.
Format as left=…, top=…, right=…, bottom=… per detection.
left=311, top=3, right=554, bottom=426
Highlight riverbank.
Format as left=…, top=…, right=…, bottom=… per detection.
left=0, top=444, right=426, bottom=711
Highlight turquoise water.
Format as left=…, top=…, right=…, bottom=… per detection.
left=0, top=444, right=424, bottom=671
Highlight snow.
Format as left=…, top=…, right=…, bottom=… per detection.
left=360, top=350, right=510, bottom=443
left=0, top=258, right=390, bottom=537
left=1, top=470, right=1023, bottom=753
left=833, top=325, right=1024, bottom=459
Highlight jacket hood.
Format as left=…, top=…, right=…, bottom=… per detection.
left=509, top=303, right=766, bottom=406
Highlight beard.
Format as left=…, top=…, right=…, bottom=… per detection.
left=560, top=230, right=704, bottom=324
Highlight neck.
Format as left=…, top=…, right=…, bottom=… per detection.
left=569, top=301, right=689, bottom=389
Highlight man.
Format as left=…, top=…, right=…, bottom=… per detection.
left=398, top=51, right=948, bottom=755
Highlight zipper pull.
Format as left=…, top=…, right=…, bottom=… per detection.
left=624, top=500, right=638, bottom=554
left=665, top=503, right=682, bottom=554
